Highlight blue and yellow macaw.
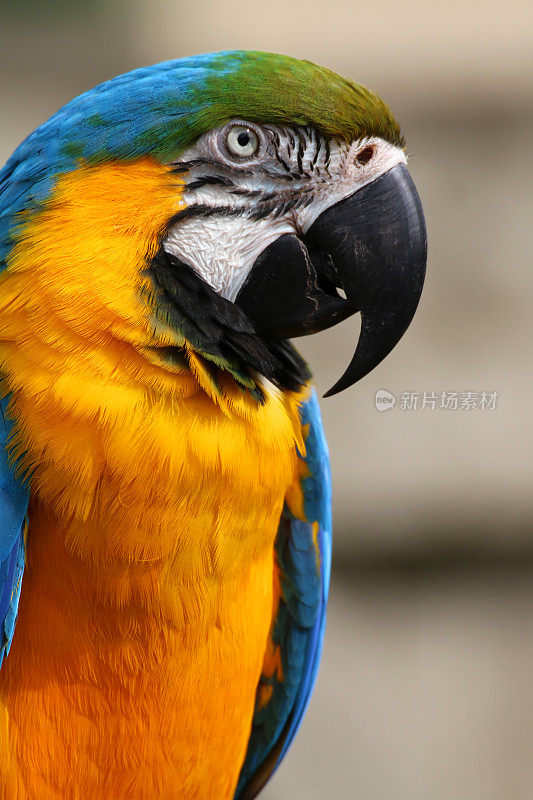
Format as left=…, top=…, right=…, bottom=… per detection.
left=0, top=51, right=426, bottom=799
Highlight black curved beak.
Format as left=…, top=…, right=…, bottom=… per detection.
left=235, top=163, right=427, bottom=396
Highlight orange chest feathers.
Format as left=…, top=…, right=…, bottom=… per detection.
left=0, top=159, right=307, bottom=799
left=0, top=385, right=305, bottom=800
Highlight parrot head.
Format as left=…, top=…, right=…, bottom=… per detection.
left=0, top=51, right=426, bottom=400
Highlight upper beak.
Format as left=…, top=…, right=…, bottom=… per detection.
left=235, top=163, right=427, bottom=396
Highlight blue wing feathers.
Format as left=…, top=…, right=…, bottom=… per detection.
left=0, top=528, right=25, bottom=660
left=0, top=394, right=29, bottom=664
left=236, top=389, right=332, bottom=799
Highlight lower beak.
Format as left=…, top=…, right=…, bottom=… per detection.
left=235, top=163, right=427, bottom=396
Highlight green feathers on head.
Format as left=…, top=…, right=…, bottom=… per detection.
left=198, top=51, right=404, bottom=151
left=22, top=50, right=404, bottom=172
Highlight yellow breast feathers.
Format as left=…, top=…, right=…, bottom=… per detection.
left=0, top=159, right=307, bottom=799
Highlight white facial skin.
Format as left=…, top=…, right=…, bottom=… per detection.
left=163, top=121, right=406, bottom=301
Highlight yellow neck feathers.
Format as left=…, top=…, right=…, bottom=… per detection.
left=0, top=156, right=306, bottom=575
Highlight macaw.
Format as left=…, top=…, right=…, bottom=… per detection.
left=0, top=51, right=426, bottom=799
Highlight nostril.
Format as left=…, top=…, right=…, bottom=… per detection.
left=356, top=145, right=374, bottom=165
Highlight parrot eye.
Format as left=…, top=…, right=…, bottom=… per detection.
left=224, top=124, right=260, bottom=159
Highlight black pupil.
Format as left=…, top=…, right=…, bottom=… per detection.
left=237, top=131, right=251, bottom=147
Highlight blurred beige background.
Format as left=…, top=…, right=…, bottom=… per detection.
left=1, top=1, right=532, bottom=797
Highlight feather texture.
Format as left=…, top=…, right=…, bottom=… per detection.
left=145, top=247, right=311, bottom=398
left=0, top=153, right=318, bottom=797
left=236, top=390, right=331, bottom=799
left=0, top=394, right=29, bottom=664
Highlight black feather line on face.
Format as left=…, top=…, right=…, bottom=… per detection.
left=143, top=248, right=311, bottom=400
